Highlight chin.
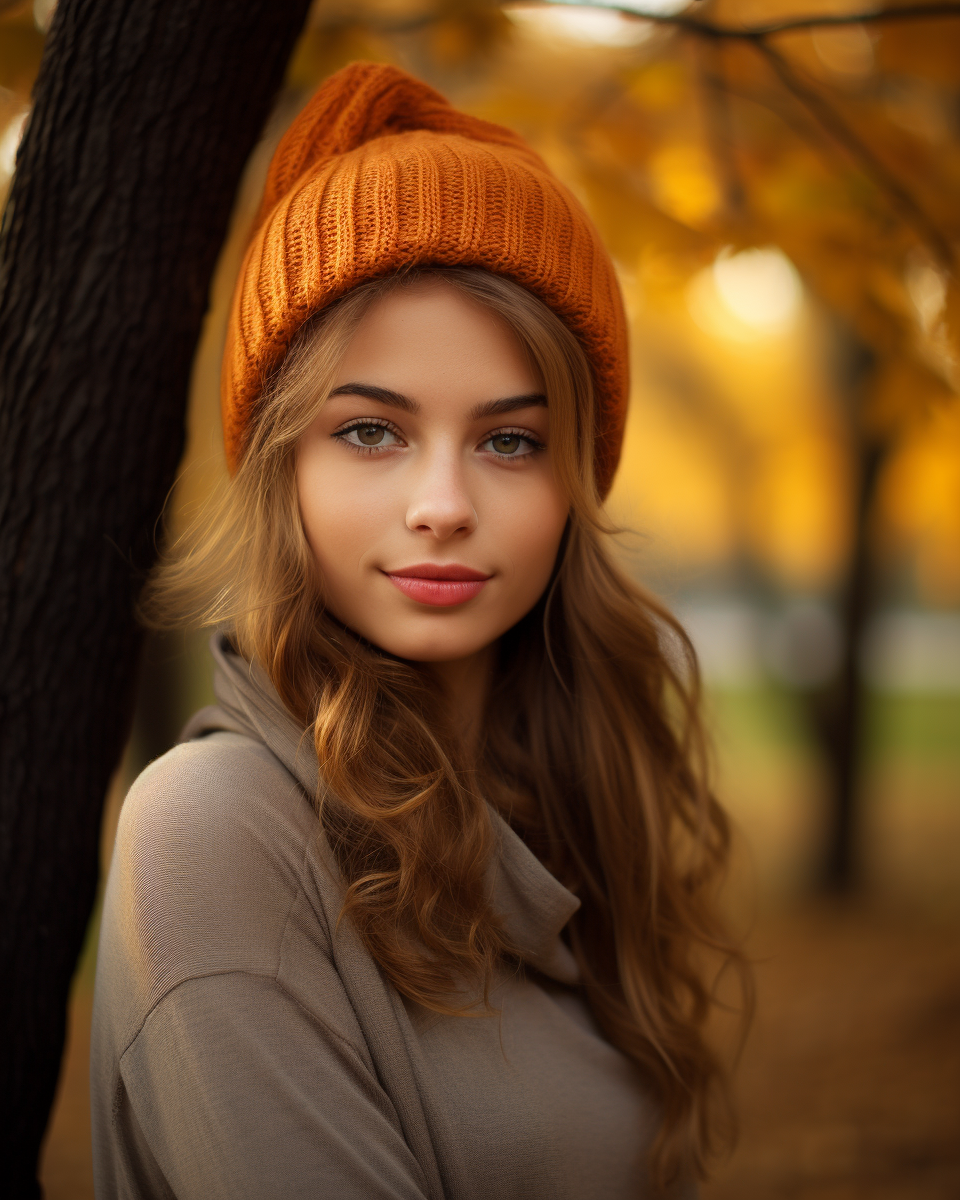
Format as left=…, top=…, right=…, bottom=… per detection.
left=367, top=622, right=497, bottom=665
left=389, top=638, right=492, bottom=665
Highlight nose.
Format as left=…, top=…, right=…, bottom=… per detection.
left=405, top=448, right=478, bottom=540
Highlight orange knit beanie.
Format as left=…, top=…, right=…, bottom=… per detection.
left=222, top=61, right=628, bottom=496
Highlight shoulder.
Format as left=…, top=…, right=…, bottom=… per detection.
left=117, top=732, right=319, bottom=913
left=92, top=732, right=375, bottom=1125
left=117, top=730, right=312, bottom=871
left=101, top=731, right=328, bottom=1015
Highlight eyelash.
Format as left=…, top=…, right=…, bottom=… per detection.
left=332, top=419, right=546, bottom=459
left=333, top=417, right=404, bottom=455
left=480, top=427, right=545, bottom=459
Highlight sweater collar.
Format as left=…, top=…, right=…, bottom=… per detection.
left=183, top=633, right=581, bottom=986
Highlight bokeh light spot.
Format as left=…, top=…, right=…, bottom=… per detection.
left=505, top=5, right=652, bottom=47
left=711, top=247, right=803, bottom=334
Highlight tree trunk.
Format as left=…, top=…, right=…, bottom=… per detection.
left=0, top=1, right=310, bottom=1192
left=806, top=334, right=879, bottom=892
left=815, top=438, right=884, bottom=890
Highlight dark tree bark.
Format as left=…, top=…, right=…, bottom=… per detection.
left=0, top=1, right=310, bottom=1192
left=812, top=439, right=884, bottom=891
left=806, top=335, right=879, bottom=892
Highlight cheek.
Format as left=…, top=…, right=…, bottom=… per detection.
left=297, top=457, right=391, bottom=581
left=493, top=478, right=569, bottom=593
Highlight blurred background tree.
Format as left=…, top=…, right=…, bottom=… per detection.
left=1, top=0, right=957, bottom=1196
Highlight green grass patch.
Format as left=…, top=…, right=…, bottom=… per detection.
left=863, top=692, right=960, bottom=762
left=705, top=686, right=960, bottom=765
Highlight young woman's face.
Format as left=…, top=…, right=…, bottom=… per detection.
left=296, top=281, right=569, bottom=664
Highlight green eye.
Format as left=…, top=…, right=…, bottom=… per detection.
left=491, top=434, right=522, bottom=455
left=356, top=425, right=385, bottom=446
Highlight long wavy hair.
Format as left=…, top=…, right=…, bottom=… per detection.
left=143, top=266, right=749, bottom=1189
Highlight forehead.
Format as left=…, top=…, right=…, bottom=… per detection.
left=333, top=281, right=540, bottom=398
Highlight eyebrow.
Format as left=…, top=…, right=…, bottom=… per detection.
left=470, top=394, right=547, bottom=419
left=328, top=383, right=418, bottom=412
left=328, top=382, right=547, bottom=421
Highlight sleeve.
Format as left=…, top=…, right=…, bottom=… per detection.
left=115, top=971, right=430, bottom=1200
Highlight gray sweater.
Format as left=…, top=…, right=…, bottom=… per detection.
left=91, top=634, right=681, bottom=1198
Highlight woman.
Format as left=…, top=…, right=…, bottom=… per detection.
left=91, top=62, right=746, bottom=1200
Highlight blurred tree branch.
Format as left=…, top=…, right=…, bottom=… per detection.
left=697, top=39, right=747, bottom=221
left=609, top=2, right=960, bottom=38
left=591, top=3, right=960, bottom=271
left=317, top=2, right=960, bottom=38
left=753, top=39, right=956, bottom=271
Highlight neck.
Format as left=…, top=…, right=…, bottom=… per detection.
left=426, top=644, right=495, bottom=756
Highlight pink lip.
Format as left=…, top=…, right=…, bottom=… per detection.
left=384, top=563, right=491, bottom=607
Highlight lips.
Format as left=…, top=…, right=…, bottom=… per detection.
left=384, top=563, right=491, bottom=607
